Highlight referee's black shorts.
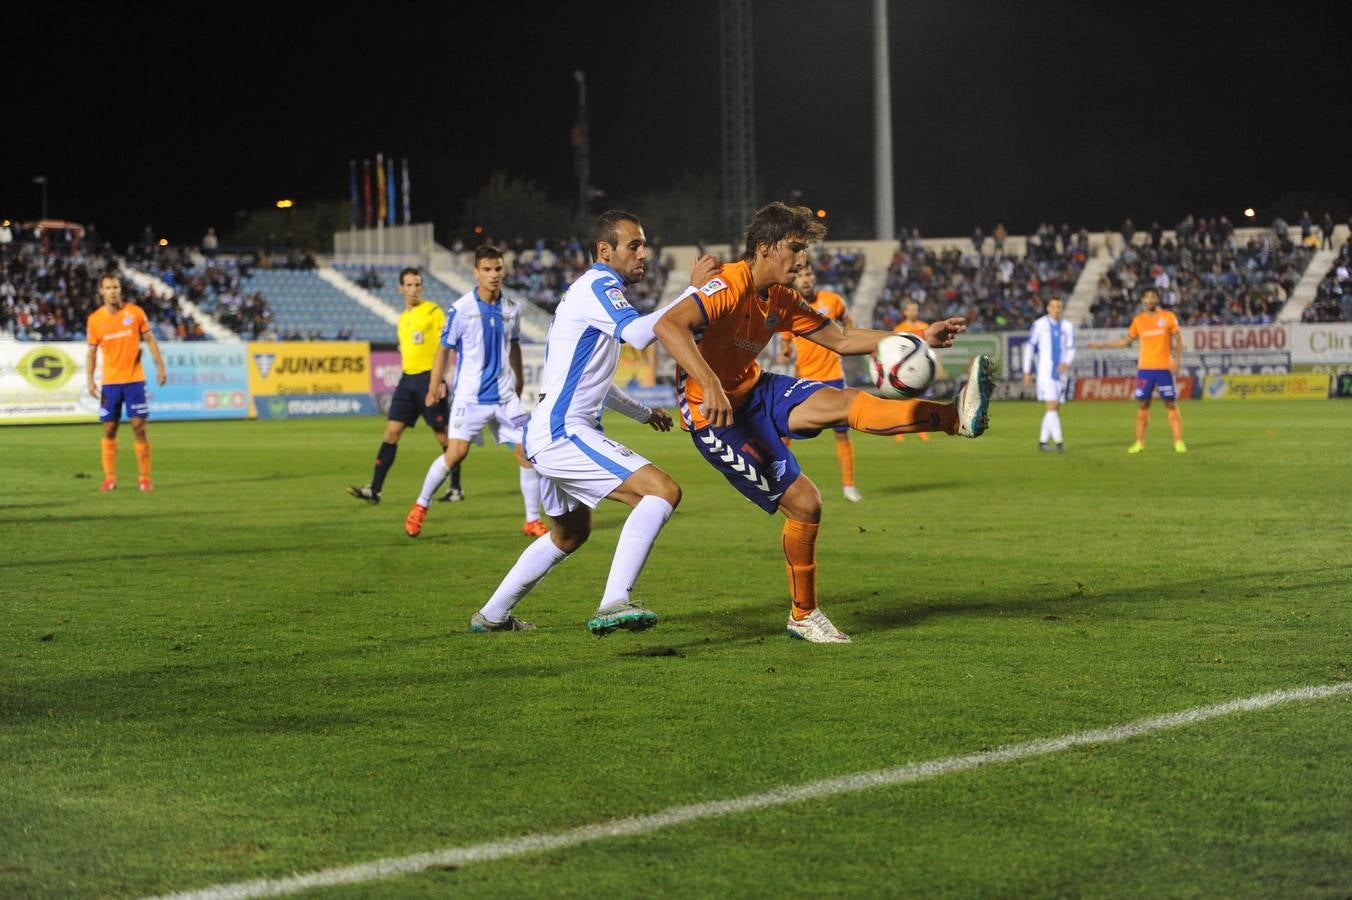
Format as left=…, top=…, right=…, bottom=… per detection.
left=388, top=371, right=449, bottom=430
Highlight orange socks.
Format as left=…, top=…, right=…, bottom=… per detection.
left=135, top=439, right=151, bottom=479
left=1136, top=408, right=1149, bottom=442
left=101, top=437, right=118, bottom=480
left=1166, top=407, right=1183, bottom=440
left=781, top=519, right=819, bottom=620
left=834, top=435, right=855, bottom=489
left=848, top=392, right=955, bottom=436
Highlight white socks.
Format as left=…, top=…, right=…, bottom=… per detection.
left=1041, top=410, right=1063, bottom=444
left=417, top=455, right=451, bottom=507
left=520, top=465, right=541, bottom=521
left=479, top=533, right=569, bottom=623
left=599, top=495, right=674, bottom=611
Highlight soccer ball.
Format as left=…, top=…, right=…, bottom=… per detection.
left=870, top=333, right=937, bottom=398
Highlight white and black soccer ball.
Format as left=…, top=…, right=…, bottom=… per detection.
left=870, top=333, right=937, bottom=399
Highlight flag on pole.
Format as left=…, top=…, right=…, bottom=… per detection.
left=401, top=158, right=411, bottom=225
left=376, top=152, right=387, bottom=225
left=349, top=160, right=359, bottom=229
left=386, top=156, right=396, bottom=227
left=362, top=159, right=372, bottom=228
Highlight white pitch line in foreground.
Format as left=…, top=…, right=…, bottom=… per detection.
left=148, top=681, right=1352, bottom=900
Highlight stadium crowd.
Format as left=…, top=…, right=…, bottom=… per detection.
left=501, top=236, right=673, bottom=313
left=1302, top=243, right=1352, bottom=323
left=0, top=243, right=206, bottom=341
left=1090, top=217, right=1312, bottom=327
left=873, top=223, right=1089, bottom=332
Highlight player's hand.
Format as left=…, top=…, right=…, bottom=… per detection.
left=1058, top=363, right=1069, bottom=376
left=1023, top=372, right=1034, bottom=386
left=87, top=382, right=99, bottom=399
left=689, top=254, right=720, bottom=288
left=646, top=407, right=674, bottom=432
left=157, top=369, right=168, bottom=387
left=698, top=385, right=734, bottom=429
left=925, top=317, right=967, bottom=348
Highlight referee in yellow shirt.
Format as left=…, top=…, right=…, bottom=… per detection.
left=349, top=268, right=463, bottom=503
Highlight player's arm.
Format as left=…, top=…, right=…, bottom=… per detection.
left=86, top=342, right=100, bottom=398
left=1022, top=333, right=1036, bottom=386
left=1087, top=334, right=1134, bottom=349
left=651, top=295, right=733, bottom=428
left=1169, top=329, right=1183, bottom=375
left=808, top=316, right=967, bottom=356
left=604, top=384, right=672, bottom=432
left=509, top=340, right=524, bottom=398
left=143, top=328, right=168, bottom=387
left=1061, top=327, right=1076, bottom=376
left=426, top=344, right=452, bottom=405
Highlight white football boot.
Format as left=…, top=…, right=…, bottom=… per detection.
left=786, top=608, right=852, bottom=643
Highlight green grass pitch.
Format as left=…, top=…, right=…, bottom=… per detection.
left=2, top=399, right=1350, bottom=898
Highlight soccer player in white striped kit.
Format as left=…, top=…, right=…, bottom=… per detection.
left=469, top=211, right=718, bottom=635
left=1022, top=295, right=1076, bottom=451
left=404, top=246, right=545, bottom=537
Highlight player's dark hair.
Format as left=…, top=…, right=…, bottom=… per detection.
left=398, top=267, right=421, bottom=285
left=590, top=210, right=641, bottom=262
left=474, top=245, right=503, bottom=265
left=1140, top=287, right=1160, bottom=301
left=742, top=202, right=827, bottom=260
left=99, top=271, right=120, bottom=285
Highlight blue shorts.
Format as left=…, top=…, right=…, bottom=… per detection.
left=388, top=371, right=449, bottom=430
left=100, top=381, right=149, bottom=422
left=1134, top=369, right=1176, bottom=401
left=689, top=372, right=829, bottom=514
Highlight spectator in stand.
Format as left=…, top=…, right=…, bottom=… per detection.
left=1321, top=212, right=1335, bottom=250
left=0, top=219, right=12, bottom=249
left=202, top=227, right=219, bottom=259
left=992, top=223, right=1007, bottom=257
left=1299, top=211, right=1313, bottom=244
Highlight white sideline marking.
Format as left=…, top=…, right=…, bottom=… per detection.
left=148, top=682, right=1351, bottom=900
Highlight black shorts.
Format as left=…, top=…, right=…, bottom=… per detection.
left=388, top=371, right=449, bottom=430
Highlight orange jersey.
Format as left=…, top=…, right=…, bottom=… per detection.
left=894, top=319, right=928, bottom=338
left=779, top=290, right=847, bottom=382
left=1127, top=309, right=1180, bottom=369
left=87, top=303, right=151, bottom=384
left=680, top=260, right=830, bottom=430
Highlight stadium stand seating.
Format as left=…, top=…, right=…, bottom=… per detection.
left=872, top=225, right=1089, bottom=332
left=1301, top=243, right=1352, bottom=323
left=1091, top=226, right=1313, bottom=327
left=331, top=263, right=462, bottom=313
left=0, top=243, right=206, bottom=341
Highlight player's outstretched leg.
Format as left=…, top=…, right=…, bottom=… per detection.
left=586, top=466, right=679, bottom=637
left=952, top=355, right=995, bottom=438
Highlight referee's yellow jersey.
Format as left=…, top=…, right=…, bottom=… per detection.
left=397, top=301, right=446, bottom=374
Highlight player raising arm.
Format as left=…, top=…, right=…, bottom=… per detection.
left=654, top=201, right=995, bottom=643
left=1086, top=287, right=1186, bottom=453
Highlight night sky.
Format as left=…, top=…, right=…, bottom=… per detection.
left=5, top=1, right=1349, bottom=248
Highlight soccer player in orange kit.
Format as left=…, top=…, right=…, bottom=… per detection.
left=654, top=202, right=995, bottom=643
left=86, top=272, right=168, bottom=491
left=776, top=264, right=863, bottom=501
left=1087, top=287, right=1186, bottom=453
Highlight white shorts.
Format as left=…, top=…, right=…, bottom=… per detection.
left=1036, top=375, right=1068, bottom=403
left=448, top=394, right=528, bottom=445
left=527, top=427, right=652, bottom=517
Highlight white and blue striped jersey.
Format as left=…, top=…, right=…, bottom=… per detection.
left=525, top=263, right=641, bottom=457
left=440, top=289, right=522, bottom=404
left=1023, top=314, right=1076, bottom=379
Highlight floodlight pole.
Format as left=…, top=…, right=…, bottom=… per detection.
left=872, top=0, right=895, bottom=241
